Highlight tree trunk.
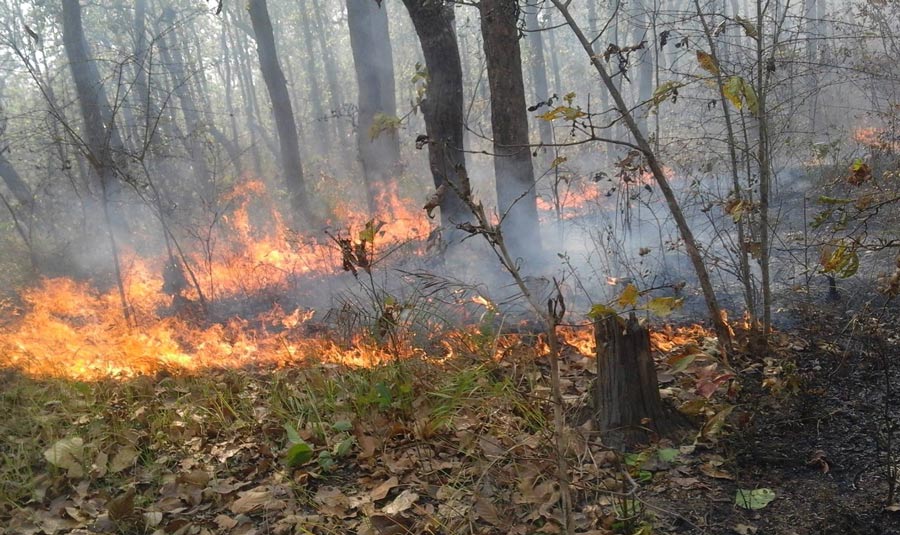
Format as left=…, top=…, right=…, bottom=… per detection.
left=347, top=0, right=402, bottom=214
left=247, top=0, right=313, bottom=222
left=312, top=0, right=347, bottom=147
left=400, top=0, right=470, bottom=240
left=551, top=0, right=732, bottom=350
left=525, top=8, right=554, bottom=161
left=158, top=8, right=214, bottom=197
left=480, top=0, right=542, bottom=264
left=594, top=313, right=686, bottom=447
left=298, top=6, right=331, bottom=156
left=61, top=0, right=131, bottom=322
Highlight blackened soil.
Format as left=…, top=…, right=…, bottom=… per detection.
left=721, top=303, right=900, bottom=534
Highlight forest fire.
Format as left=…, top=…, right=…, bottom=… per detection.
left=853, top=126, right=900, bottom=153
left=0, top=181, right=432, bottom=379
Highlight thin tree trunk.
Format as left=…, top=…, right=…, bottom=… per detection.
left=298, top=6, right=331, bottom=155
left=525, top=8, right=553, bottom=160
left=480, top=0, right=542, bottom=264
left=312, top=0, right=347, bottom=146
left=247, top=0, right=313, bottom=222
left=551, top=0, right=732, bottom=350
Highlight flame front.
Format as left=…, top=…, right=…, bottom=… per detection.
left=0, top=180, right=431, bottom=379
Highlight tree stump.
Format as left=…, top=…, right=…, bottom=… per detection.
left=594, top=313, right=686, bottom=448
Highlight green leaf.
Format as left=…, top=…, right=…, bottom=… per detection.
left=369, top=113, right=402, bottom=141
left=331, top=420, right=353, bottom=433
left=587, top=303, right=617, bottom=319
left=550, top=156, right=568, bottom=169
left=617, top=283, right=640, bottom=308
left=375, top=382, right=393, bottom=408
left=818, top=195, right=853, bottom=205
left=284, top=441, right=314, bottom=467
left=657, top=448, right=680, bottom=463
left=537, top=105, right=587, bottom=122
left=284, top=423, right=302, bottom=445
left=334, top=436, right=355, bottom=458
left=651, top=81, right=682, bottom=110
left=317, top=451, right=336, bottom=472
left=735, top=488, right=776, bottom=509
left=647, top=296, right=683, bottom=317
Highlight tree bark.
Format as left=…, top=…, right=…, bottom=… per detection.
left=157, top=8, right=214, bottom=197
left=400, top=0, right=470, bottom=239
left=247, top=0, right=313, bottom=223
left=594, top=313, right=686, bottom=447
left=347, top=0, right=402, bottom=214
left=298, top=6, right=331, bottom=155
left=312, top=0, right=347, bottom=147
left=524, top=8, right=554, bottom=160
left=480, top=0, right=542, bottom=264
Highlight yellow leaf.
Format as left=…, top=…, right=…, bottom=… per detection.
left=647, top=297, right=684, bottom=317
left=550, top=156, right=567, bottom=169
left=617, top=283, right=639, bottom=308
left=696, top=50, right=719, bottom=76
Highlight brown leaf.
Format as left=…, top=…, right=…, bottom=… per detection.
left=473, top=495, right=504, bottom=526
left=381, top=490, right=418, bottom=515
left=107, top=489, right=136, bottom=522
left=363, top=514, right=415, bottom=535
left=231, top=487, right=285, bottom=514
left=108, top=446, right=139, bottom=474
left=370, top=477, right=399, bottom=501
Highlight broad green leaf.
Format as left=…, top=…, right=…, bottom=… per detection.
left=284, top=423, right=302, bottom=445
left=331, top=420, right=353, bottom=433
left=652, top=81, right=682, bottom=109
left=317, top=451, right=335, bottom=472
left=617, top=283, right=639, bottom=308
left=723, top=76, right=745, bottom=109
left=334, top=436, right=355, bottom=458
left=657, top=448, right=680, bottom=463
left=735, top=488, right=776, bottom=509
left=284, top=441, right=314, bottom=467
left=647, top=296, right=683, bottom=317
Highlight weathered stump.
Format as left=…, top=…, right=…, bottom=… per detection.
left=594, top=313, right=686, bottom=447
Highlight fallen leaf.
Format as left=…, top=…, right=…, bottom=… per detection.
left=43, top=437, right=85, bottom=478
left=109, top=445, right=139, bottom=473
left=231, top=487, right=285, bottom=514
left=734, top=523, right=758, bottom=534
left=382, top=489, right=419, bottom=515
left=473, top=495, right=504, bottom=526
left=370, top=477, right=399, bottom=501
left=735, top=488, right=776, bottom=510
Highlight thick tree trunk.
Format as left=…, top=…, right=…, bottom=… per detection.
left=247, top=0, right=313, bottom=222
left=524, top=8, right=554, bottom=160
left=480, top=0, right=542, bottom=264
left=61, top=0, right=131, bottom=322
left=347, top=0, right=402, bottom=214
left=400, top=0, right=470, bottom=239
left=594, top=314, right=685, bottom=447
left=0, top=152, right=33, bottom=209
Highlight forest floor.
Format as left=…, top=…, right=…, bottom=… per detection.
left=1, top=293, right=899, bottom=535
